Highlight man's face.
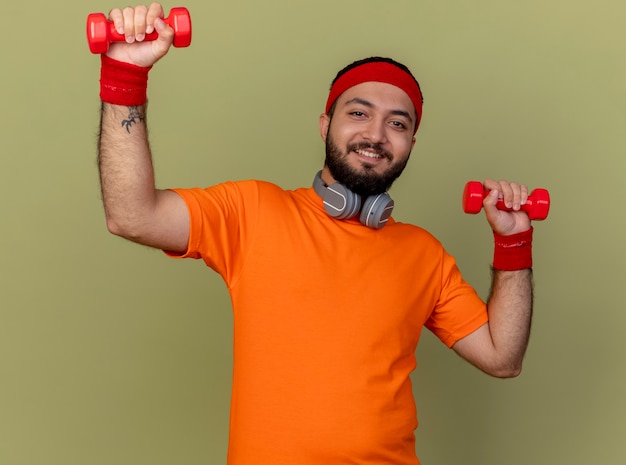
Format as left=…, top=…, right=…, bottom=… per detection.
left=319, top=81, right=417, bottom=197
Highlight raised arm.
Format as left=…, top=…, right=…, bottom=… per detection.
left=97, top=3, right=189, bottom=252
left=452, top=179, right=535, bottom=378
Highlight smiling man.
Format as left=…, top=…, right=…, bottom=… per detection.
left=321, top=59, right=420, bottom=198
left=95, top=4, right=536, bottom=464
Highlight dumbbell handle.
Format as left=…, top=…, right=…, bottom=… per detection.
left=86, top=7, right=191, bottom=54
left=462, top=181, right=550, bottom=220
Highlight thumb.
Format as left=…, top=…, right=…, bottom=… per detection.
left=152, top=17, right=174, bottom=57
left=483, top=189, right=505, bottom=228
left=483, top=188, right=500, bottom=214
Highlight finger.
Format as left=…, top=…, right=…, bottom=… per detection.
left=519, top=184, right=529, bottom=207
left=497, top=179, right=514, bottom=209
left=146, top=2, right=165, bottom=34
left=133, top=4, right=149, bottom=41
left=483, top=178, right=502, bottom=198
left=122, top=7, right=136, bottom=43
left=505, top=182, right=529, bottom=211
left=482, top=178, right=499, bottom=192
left=483, top=187, right=500, bottom=212
left=482, top=178, right=503, bottom=209
left=108, top=8, right=125, bottom=35
left=508, top=181, right=522, bottom=211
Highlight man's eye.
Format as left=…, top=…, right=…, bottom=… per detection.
left=391, top=121, right=407, bottom=129
left=350, top=111, right=365, bottom=117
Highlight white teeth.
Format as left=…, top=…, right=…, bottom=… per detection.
left=356, top=149, right=382, bottom=159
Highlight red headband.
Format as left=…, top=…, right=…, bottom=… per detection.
left=325, top=61, right=423, bottom=132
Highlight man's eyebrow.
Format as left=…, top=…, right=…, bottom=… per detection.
left=344, top=97, right=414, bottom=124
left=389, top=109, right=413, bottom=123
left=344, top=97, right=374, bottom=108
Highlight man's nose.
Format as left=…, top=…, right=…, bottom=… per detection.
left=362, top=119, right=387, bottom=144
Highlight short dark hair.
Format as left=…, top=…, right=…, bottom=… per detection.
left=327, top=56, right=424, bottom=119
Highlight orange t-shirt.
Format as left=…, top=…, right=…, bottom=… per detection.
left=168, top=180, right=488, bottom=465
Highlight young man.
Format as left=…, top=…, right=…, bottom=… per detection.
left=97, top=4, right=535, bottom=464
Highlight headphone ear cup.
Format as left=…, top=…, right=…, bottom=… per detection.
left=324, top=183, right=361, bottom=219
left=360, top=193, right=394, bottom=229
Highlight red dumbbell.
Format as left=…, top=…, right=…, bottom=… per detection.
left=462, top=181, right=550, bottom=220
left=86, top=7, right=192, bottom=54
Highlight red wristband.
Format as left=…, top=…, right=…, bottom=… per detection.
left=100, top=55, right=152, bottom=106
left=492, top=227, right=533, bottom=271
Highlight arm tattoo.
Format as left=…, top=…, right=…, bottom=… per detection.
left=121, top=106, right=145, bottom=133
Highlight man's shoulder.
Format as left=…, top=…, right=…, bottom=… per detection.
left=226, top=178, right=289, bottom=193
left=221, top=179, right=312, bottom=211
left=388, top=218, right=440, bottom=240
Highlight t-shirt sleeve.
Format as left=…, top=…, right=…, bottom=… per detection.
left=425, top=250, right=488, bottom=348
left=163, top=181, right=258, bottom=286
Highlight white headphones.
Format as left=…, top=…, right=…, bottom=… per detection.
left=312, top=171, right=394, bottom=230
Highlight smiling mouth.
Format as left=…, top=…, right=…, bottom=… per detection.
left=355, top=148, right=385, bottom=160
left=350, top=142, right=391, bottom=162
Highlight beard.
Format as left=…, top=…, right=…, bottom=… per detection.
left=324, top=133, right=410, bottom=197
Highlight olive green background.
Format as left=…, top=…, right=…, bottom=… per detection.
left=1, top=0, right=625, bottom=464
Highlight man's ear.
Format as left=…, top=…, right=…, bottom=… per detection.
left=319, top=113, right=330, bottom=142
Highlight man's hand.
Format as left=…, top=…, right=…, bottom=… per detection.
left=482, top=178, right=532, bottom=236
left=105, top=3, right=174, bottom=67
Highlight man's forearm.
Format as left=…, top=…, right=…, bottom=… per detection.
left=486, top=268, right=534, bottom=375
left=98, top=102, right=157, bottom=237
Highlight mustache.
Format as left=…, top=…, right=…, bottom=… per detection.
left=347, top=142, right=392, bottom=160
